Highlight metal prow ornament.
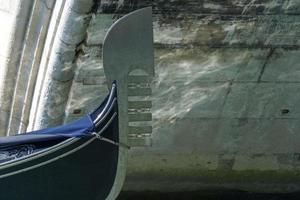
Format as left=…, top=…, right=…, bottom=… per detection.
left=102, top=7, right=154, bottom=199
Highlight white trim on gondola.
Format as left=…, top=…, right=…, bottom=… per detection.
left=0, top=138, right=94, bottom=179
left=0, top=137, right=78, bottom=169
left=95, top=98, right=117, bottom=127
left=93, top=84, right=116, bottom=125
left=0, top=112, right=117, bottom=179
left=0, top=85, right=117, bottom=170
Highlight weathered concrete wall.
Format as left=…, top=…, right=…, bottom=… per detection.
left=63, top=0, right=300, bottom=193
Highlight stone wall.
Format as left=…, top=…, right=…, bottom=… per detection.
left=64, top=0, right=300, bottom=193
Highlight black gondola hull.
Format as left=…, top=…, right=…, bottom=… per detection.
left=0, top=124, right=118, bottom=199
left=0, top=84, right=119, bottom=200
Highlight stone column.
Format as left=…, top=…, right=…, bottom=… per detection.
left=0, top=0, right=33, bottom=136
left=29, top=0, right=94, bottom=130
left=7, top=0, right=56, bottom=135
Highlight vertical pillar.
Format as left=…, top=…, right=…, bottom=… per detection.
left=0, top=0, right=33, bottom=136
left=28, top=0, right=94, bottom=131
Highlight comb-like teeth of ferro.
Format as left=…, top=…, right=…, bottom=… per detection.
left=127, top=74, right=152, bottom=146
left=128, top=126, right=152, bottom=135
left=129, top=113, right=152, bottom=121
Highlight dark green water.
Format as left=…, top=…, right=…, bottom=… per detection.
left=118, top=191, right=300, bottom=200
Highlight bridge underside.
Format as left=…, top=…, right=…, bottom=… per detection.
left=1, top=0, right=300, bottom=193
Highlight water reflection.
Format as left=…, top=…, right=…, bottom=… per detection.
left=152, top=48, right=249, bottom=127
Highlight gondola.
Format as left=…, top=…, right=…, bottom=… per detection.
left=0, top=5, right=154, bottom=199
left=0, top=83, right=122, bottom=199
